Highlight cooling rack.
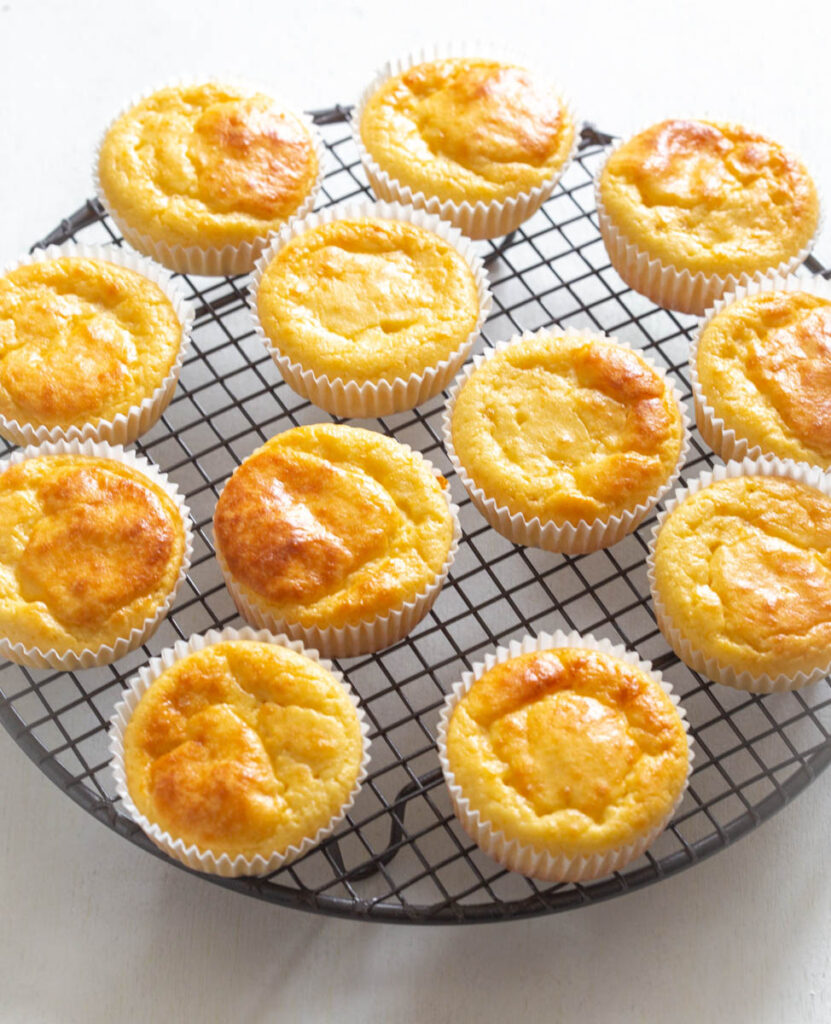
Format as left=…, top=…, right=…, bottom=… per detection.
left=1, top=109, right=829, bottom=925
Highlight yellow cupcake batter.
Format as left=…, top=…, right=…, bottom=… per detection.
left=696, top=289, right=831, bottom=466
left=98, top=82, right=319, bottom=250
left=653, top=474, right=831, bottom=680
left=598, top=119, right=818, bottom=276
left=0, top=455, right=185, bottom=655
left=0, top=257, right=182, bottom=432
left=360, top=58, right=575, bottom=205
left=123, top=640, right=363, bottom=860
left=213, top=424, right=453, bottom=630
left=256, top=217, right=479, bottom=382
left=446, top=647, right=689, bottom=858
left=450, top=333, right=684, bottom=525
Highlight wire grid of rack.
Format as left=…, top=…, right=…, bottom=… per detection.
left=1, top=109, right=830, bottom=924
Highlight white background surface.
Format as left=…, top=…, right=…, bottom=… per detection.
left=1, top=1, right=829, bottom=1021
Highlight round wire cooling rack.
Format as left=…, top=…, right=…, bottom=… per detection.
left=2, top=109, right=830, bottom=925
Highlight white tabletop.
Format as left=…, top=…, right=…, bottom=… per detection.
left=1, top=2, right=829, bottom=1021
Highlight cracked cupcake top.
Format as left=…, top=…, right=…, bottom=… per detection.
left=696, top=288, right=831, bottom=466
left=256, top=216, right=479, bottom=383
left=445, top=647, right=690, bottom=857
left=98, top=82, right=319, bottom=250
left=360, top=58, right=575, bottom=205
left=122, top=639, right=364, bottom=860
left=598, top=119, right=819, bottom=276
left=652, top=474, right=831, bottom=679
left=213, top=424, right=454, bottom=630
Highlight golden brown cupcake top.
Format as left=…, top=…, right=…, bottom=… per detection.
left=450, top=333, right=684, bottom=525
left=123, top=639, right=364, bottom=860
left=98, top=82, right=319, bottom=250
left=653, top=474, right=831, bottom=680
left=446, top=647, right=689, bottom=856
left=213, top=424, right=453, bottom=629
left=360, top=58, right=575, bottom=204
left=0, top=257, right=182, bottom=431
left=0, top=455, right=185, bottom=654
left=256, top=216, right=480, bottom=383
left=696, top=289, right=831, bottom=466
left=599, top=119, right=819, bottom=275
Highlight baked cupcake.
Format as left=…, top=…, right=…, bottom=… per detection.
left=354, top=49, right=577, bottom=239
left=596, top=118, right=820, bottom=315
left=649, top=458, right=831, bottom=691
left=443, top=329, right=688, bottom=553
left=109, top=628, right=369, bottom=877
left=250, top=200, right=491, bottom=417
left=213, top=424, right=459, bottom=658
left=96, top=80, right=324, bottom=275
left=0, top=244, right=193, bottom=447
left=437, top=631, right=692, bottom=882
left=692, top=275, right=831, bottom=466
left=0, top=440, right=192, bottom=669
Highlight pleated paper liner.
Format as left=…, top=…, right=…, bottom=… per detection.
left=249, top=199, right=492, bottom=417
left=0, top=242, right=194, bottom=447
left=0, top=439, right=193, bottom=670
left=109, top=627, right=371, bottom=877
left=351, top=43, right=579, bottom=240
left=436, top=629, right=693, bottom=882
left=93, top=77, right=327, bottom=276
left=442, top=328, right=690, bottom=555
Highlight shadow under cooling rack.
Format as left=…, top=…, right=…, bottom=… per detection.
left=1, top=110, right=830, bottom=924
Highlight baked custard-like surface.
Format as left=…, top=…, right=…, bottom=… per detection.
left=697, top=290, right=831, bottom=466
left=451, top=333, right=683, bottom=525
left=256, top=217, right=479, bottom=382
left=446, top=648, right=689, bottom=857
left=0, top=455, right=185, bottom=654
left=123, top=640, right=363, bottom=859
left=599, top=119, right=819, bottom=276
left=0, top=257, right=182, bottom=430
left=98, top=83, right=319, bottom=250
left=653, top=475, right=831, bottom=679
left=213, top=424, right=453, bottom=629
left=360, top=58, right=575, bottom=204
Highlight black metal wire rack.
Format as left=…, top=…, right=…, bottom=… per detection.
left=2, top=108, right=830, bottom=924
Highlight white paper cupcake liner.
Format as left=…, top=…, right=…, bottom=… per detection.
left=94, top=76, right=326, bottom=277
left=436, top=629, right=693, bottom=882
left=690, top=273, right=831, bottom=463
left=0, top=242, right=194, bottom=448
left=249, top=199, right=493, bottom=417
left=0, top=439, right=193, bottom=670
left=351, top=43, right=579, bottom=240
left=594, top=122, right=822, bottom=317
left=214, top=445, right=461, bottom=659
left=442, top=328, right=690, bottom=554
left=108, top=626, right=371, bottom=877
left=647, top=456, right=831, bottom=691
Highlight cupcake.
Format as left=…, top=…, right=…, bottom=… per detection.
left=354, top=49, right=577, bottom=239
left=213, top=423, right=459, bottom=658
left=443, top=329, right=688, bottom=554
left=596, top=119, right=820, bottom=315
left=0, top=244, right=193, bottom=447
left=0, top=440, right=192, bottom=669
left=109, top=628, right=369, bottom=877
left=96, top=80, right=325, bottom=276
left=648, top=458, right=831, bottom=691
left=437, top=631, right=692, bottom=882
left=692, top=275, right=831, bottom=467
left=250, top=200, right=491, bottom=417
